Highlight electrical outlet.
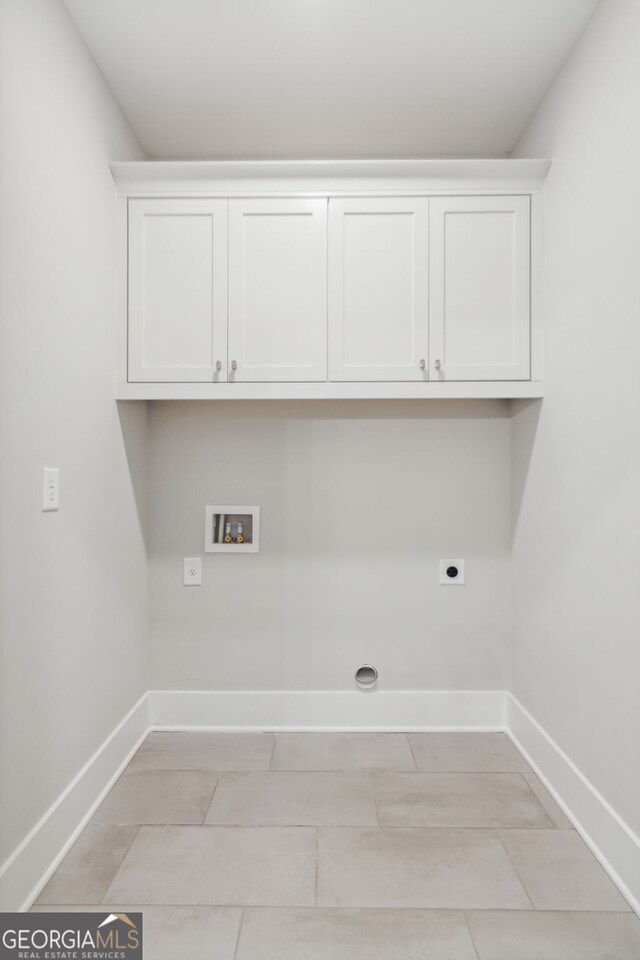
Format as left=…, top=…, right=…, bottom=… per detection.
left=439, top=559, right=465, bottom=585
left=42, top=467, right=59, bottom=511
left=183, top=557, right=202, bottom=586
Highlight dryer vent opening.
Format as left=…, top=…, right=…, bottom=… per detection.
left=355, top=664, right=378, bottom=691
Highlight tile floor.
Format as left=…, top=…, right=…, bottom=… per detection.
left=33, top=732, right=640, bottom=959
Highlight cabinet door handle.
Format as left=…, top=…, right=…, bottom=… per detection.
left=419, top=359, right=426, bottom=370
left=215, top=360, right=222, bottom=372
left=434, top=359, right=441, bottom=370
left=231, top=360, right=237, bottom=371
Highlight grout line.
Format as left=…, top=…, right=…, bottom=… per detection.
left=268, top=733, right=277, bottom=771
left=232, top=907, right=244, bottom=960
left=99, top=825, right=141, bottom=906
left=32, top=904, right=640, bottom=915
left=314, top=828, right=319, bottom=907
left=405, top=734, right=420, bottom=772
left=85, top=822, right=583, bottom=834
left=201, top=771, right=223, bottom=823
left=517, top=772, right=556, bottom=830
left=370, top=772, right=382, bottom=828
left=462, top=910, right=482, bottom=960
left=495, top=833, right=536, bottom=912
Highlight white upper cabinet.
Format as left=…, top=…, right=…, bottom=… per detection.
left=115, top=160, right=548, bottom=398
left=328, top=198, right=429, bottom=381
left=128, top=199, right=228, bottom=382
left=429, top=196, right=530, bottom=381
left=228, top=199, right=327, bottom=382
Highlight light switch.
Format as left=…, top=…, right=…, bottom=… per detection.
left=184, top=557, right=202, bottom=586
left=43, top=468, right=60, bottom=511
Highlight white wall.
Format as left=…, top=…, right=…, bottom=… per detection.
left=8, top=0, right=638, bottom=912
left=511, top=0, right=640, bottom=837
left=0, top=0, right=148, bottom=881
left=148, top=400, right=511, bottom=692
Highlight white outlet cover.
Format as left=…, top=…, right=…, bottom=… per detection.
left=42, top=467, right=59, bottom=511
left=183, top=557, right=202, bottom=586
left=439, top=559, right=465, bottom=585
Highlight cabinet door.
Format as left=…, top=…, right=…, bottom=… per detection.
left=329, top=198, right=428, bottom=381
left=228, top=199, right=327, bottom=382
left=429, top=196, right=530, bottom=381
left=128, top=199, right=228, bottom=382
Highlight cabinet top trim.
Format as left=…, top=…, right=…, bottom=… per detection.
left=110, top=158, right=550, bottom=196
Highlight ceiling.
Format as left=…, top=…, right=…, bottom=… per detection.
left=63, top=0, right=599, bottom=160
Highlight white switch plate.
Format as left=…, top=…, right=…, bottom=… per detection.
left=42, top=467, right=59, bottom=511
left=183, top=557, right=202, bottom=586
left=439, top=559, right=465, bottom=585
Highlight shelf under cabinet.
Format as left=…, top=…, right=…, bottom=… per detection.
left=115, top=381, right=544, bottom=401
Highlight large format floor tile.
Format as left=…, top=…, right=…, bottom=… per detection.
left=206, top=772, right=377, bottom=826
left=499, top=829, right=631, bottom=911
left=272, top=733, right=416, bottom=772
left=37, top=825, right=138, bottom=905
left=136, top=905, right=241, bottom=960
left=129, top=731, right=275, bottom=771
left=31, top=731, right=636, bottom=960
left=466, top=910, right=640, bottom=960
left=31, top=904, right=242, bottom=960
left=105, top=825, right=317, bottom=906
left=408, top=733, right=530, bottom=773
left=236, top=908, right=478, bottom=960
left=373, top=772, right=552, bottom=828
left=317, top=827, right=531, bottom=909
left=92, top=769, right=219, bottom=825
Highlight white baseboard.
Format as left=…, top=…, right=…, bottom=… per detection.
left=0, top=693, right=150, bottom=913
left=11, top=688, right=638, bottom=919
left=1, top=687, right=504, bottom=913
left=507, top=693, right=640, bottom=916
left=148, top=688, right=507, bottom=731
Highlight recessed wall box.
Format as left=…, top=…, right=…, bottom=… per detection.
left=205, top=505, right=260, bottom=553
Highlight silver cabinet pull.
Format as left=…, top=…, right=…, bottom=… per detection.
left=231, top=360, right=237, bottom=371
left=419, top=359, right=426, bottom=370
left=215, top=360, right=222, bottom=372
left=434, top=359, right=441, bottom=370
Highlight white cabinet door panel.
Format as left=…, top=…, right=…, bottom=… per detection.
left=329, top=198, right=429, bottom=381
left=128, top=199, right=227, bottom=382
left=429, top=196, right=530, bottom=381
left=228, top=199, right=327, bottom=382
